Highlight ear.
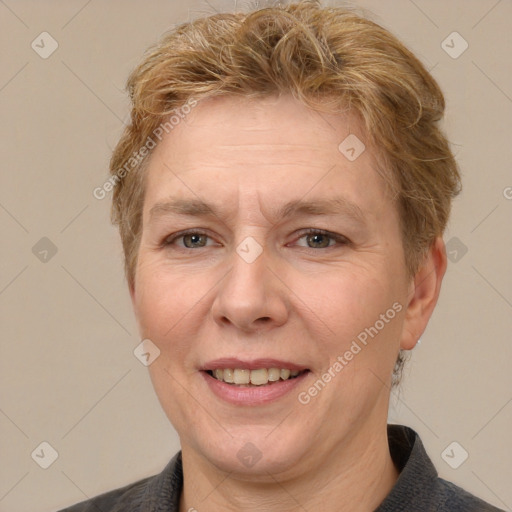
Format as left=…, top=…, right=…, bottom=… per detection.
left=400, top=236, right=447, bottom=350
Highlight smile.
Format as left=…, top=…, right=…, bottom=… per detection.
left=206, top=368, right=307, bottom=386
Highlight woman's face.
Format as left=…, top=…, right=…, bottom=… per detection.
left=132, top=94, right=416, bottom=477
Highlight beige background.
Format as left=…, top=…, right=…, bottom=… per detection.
left=0, top=0, right=511, bottom=511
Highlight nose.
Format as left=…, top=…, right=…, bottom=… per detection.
left=211, top=241, right=289, bottom=333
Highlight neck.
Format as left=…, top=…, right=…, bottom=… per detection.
left=179, top=423, right=399, bottom=512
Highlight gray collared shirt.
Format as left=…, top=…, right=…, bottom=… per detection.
left=57, top=425, right=505, bottom=511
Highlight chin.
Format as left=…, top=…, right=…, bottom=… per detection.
left=189, top=423, right=311, bottom=479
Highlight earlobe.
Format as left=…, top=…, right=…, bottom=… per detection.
left=400, top=237, right=447, bottom=350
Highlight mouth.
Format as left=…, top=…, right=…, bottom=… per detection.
left=205, top=368, right=308, bottom=386
left=200, top=359, right=311, bottom=405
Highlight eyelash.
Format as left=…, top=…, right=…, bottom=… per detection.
left=162, top=228, right=350, bottom=250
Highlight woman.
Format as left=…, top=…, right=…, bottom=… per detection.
left=60, top=1, right=504, bottom=510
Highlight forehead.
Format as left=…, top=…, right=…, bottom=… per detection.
left=142, top=94, right=393, bottom=223
left=159, top=94, right=361, bottom=157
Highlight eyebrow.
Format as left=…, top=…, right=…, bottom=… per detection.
left=148, top=197, right=366, bottom=225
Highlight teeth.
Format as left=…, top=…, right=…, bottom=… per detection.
left=250, top=368, right=268, bottom=385
left=233, top=369, right=250, bottom=385
left=223, top=368, right=234, bottom=383
left=209, top=367, right=304, bottom=386
left=268, top=368, right=280, bottom=381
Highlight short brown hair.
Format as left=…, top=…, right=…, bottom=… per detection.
left=109, top=0, right=461, bottom=381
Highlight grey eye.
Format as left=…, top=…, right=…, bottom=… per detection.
left=182, top=233, right=208, bottom=248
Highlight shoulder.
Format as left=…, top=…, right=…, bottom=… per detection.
left=56, top=452, right=183, bottom=512
left=380, top=425, right=505, bottom=512
left=434, top=478, right=505, bottom=512
left=57, top=477, right=150, bottom=512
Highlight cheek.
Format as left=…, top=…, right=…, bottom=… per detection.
left=304, top=269, right=404, bottom=362
left=133, top=261, right=206, bottom=341
left=305, top=268, right=390, bottom=325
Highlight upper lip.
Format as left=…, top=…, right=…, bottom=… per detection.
left=200, top=358, right=309, bottom=371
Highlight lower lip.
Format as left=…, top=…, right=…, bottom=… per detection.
left=202, top=371, right=309, bottom=406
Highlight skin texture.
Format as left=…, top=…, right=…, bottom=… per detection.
left=130, top=94, right=447, bottom=512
